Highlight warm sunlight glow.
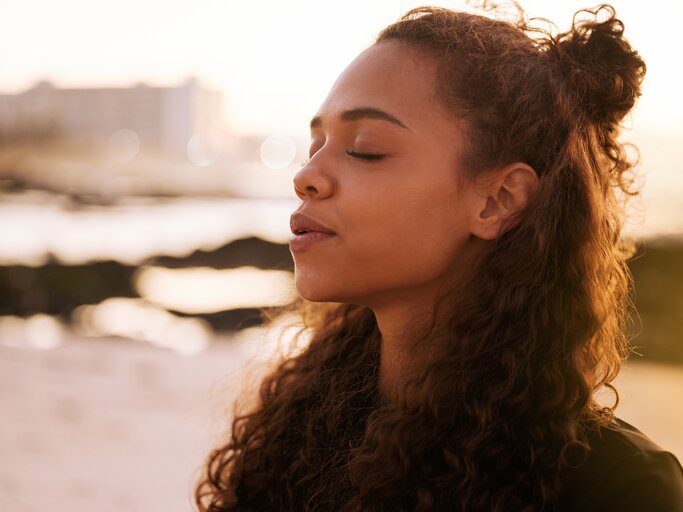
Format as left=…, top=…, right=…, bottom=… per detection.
left=72, top=297, right=212, bottom=355
left=2, top=1, right=680, bottom=137
left=133, top=265, right=297, bottom=313
left=232, top=311, right=312, bottom=362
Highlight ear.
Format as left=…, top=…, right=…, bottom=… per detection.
left=469, top=162, right=539, bottom=240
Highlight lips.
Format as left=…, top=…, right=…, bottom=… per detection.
left=289, top=212, right=337, bottom=252
left=290, top=212, right=336, bottom=236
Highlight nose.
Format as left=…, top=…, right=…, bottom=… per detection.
left=293, top=156, right=334, bottom=200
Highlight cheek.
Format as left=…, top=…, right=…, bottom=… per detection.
left=291, top=173, right=470, bottom=302
left=343, top=186, right=469, bottom=282
left=385, top=217, right=465, bottom=281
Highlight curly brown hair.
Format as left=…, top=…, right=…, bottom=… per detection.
left=195, top=4, right=646, bottom=511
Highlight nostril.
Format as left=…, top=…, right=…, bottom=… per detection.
left=293, top=169, right=333, bottom=199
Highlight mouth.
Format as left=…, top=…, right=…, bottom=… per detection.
left=289, top=231, right=336, bottom=251
left=289, top=212, right=336, bottom=237
left=293, top=229, right=335, bottom=235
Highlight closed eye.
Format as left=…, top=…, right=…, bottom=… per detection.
left=346, top=150, right=384, bottom=161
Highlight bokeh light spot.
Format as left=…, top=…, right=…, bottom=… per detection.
left=0, top=314, right=64, bottom=350
left=260, top=134, right=296, bottom=170
left=108, top=129, right=140, bottom=163
left=187, top=132, right=221, bottom=167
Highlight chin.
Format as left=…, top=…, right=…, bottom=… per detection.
left=294, top=277, right=351, bottom=304
left=295, top=287, right=339, bottom=303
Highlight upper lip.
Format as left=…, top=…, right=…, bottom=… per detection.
left=290, top=212, right=336, bottom=235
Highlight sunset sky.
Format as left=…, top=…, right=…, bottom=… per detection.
left=3, top=0, right=682, bottom=139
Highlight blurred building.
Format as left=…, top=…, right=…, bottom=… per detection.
left=0, top=77, right=225, bottom=156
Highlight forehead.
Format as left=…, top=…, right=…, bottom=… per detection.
left=315, top=41, right=448, bottom=131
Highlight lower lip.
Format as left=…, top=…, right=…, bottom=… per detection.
left=289, top=232, right=336, bottom=251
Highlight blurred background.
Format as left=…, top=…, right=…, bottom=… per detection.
left=1, top=0, right=681, bottom=510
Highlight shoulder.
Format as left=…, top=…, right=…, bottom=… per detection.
left=559, top=417, right=683, bottom=512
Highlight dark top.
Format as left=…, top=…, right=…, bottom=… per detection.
left=559, top=417, right=683, bottom=511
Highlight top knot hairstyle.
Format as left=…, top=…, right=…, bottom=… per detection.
left=196, top=4, right=647, bottom=512
left=545, top=5, right=646, bottom=126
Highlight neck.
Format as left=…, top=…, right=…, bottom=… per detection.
left=373, top=298, right=442, bottom=404
left=370, top=237, right=486, bottom=403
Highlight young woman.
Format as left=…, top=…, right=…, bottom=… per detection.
left=196, top=4, right=683, bottom=511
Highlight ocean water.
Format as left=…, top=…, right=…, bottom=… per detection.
left=0, top=190, right=298, bottom=266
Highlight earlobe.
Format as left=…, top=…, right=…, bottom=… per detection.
left=470, top=162, right=539, bottom=240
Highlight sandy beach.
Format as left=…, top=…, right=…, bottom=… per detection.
left=1, top=331, right=681, bottom=512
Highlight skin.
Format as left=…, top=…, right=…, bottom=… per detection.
left=290, top=40, right=538, bottom=400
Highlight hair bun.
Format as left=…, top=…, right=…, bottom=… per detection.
left=546, top=4, right=646, bottom=126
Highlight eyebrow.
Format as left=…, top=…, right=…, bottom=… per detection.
left=309, top=107, right=412, bottom=132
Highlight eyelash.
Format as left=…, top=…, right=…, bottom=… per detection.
left=300, top=151, right=385, bottom=167
left=346, top=150, right=384, bottom=161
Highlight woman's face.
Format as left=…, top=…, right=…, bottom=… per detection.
left=290, top=40, right=479, bottom=308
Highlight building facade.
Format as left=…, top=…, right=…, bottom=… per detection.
left=0, top=78, right=224, bottom=157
